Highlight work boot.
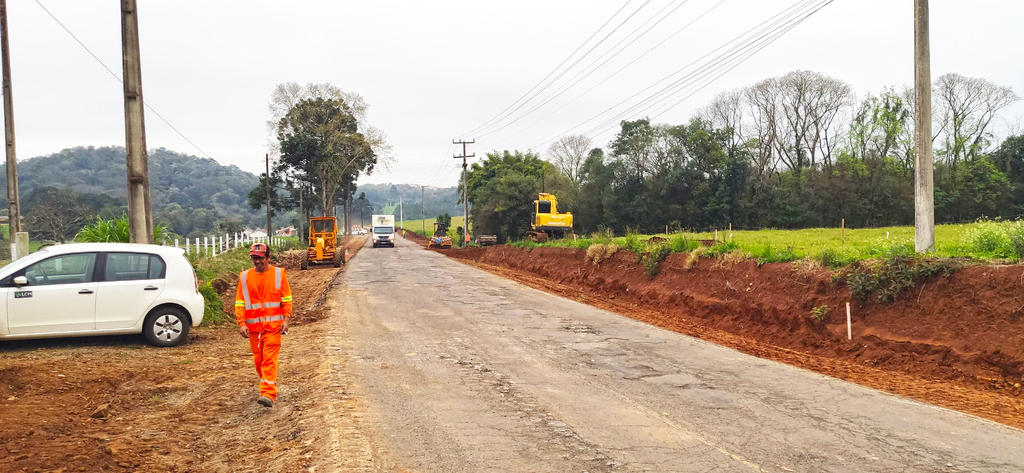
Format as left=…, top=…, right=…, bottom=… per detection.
left=257, top=396, right=274, bottom=408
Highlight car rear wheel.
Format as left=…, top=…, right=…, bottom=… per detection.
left=143, top=307, right=191, bottom=347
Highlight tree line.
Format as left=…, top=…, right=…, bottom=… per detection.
left=464, top=70, right=1022, bottom=240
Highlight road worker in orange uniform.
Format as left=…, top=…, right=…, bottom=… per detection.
left=235, top=242, right=293, bottom=408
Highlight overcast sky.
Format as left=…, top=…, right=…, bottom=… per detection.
left=4, top=1, right=1022, bottom=189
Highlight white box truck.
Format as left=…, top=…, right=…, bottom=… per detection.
left=371, top=214, right=396, bottom=248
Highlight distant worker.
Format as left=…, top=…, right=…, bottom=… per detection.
left=235, top=242, right=293, bottom=408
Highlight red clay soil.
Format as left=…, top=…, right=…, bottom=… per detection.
left=443, top=245, right=1024, bottom=429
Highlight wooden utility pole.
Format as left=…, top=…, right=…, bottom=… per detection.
left=298, top=185, right=304, bottom=243
left=914, top=0, right=935, bottom=253
left=121, top=0, right=153, bottom=244
left=265, top=153, right=272, bottom=245
left=453, top=139, right=474, bottom=244
left=1, top=0, right=24, bottom=260
left=421, top=185, right=425, bottom=234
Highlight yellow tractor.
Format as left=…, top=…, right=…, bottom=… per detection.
left=527, top=193, right=573, bottom=242
left=301, top=216, right=344, bottom=270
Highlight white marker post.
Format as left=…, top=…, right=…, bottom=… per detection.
left=846, top=302, right=852, bottom=340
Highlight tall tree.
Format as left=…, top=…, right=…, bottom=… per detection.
left=276, top=98, right=376, bottom=216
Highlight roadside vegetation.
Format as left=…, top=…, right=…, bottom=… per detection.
left=515, top=219, right=1024, bottom=265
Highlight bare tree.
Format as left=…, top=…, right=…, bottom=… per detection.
left=698, top=88, right=745, bottom=148
left=933, top=73, right=1019, bottom=168
left=545, top=134, right=592, bottom=184
left=27, top=188, right=89, bottom=243
left=745, top=71, right=852, bottom=173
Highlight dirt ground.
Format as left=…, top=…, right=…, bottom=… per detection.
left=0, top=237, right=369, bottom=473
left=432, top=243, right=1024, bottom=430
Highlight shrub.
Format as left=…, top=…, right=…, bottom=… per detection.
left=846, top=256, right=963, bottom=303
left=199, top=285, right=229, bottom=325
left=811, top=304, right=829, bottom=322
left=707, top=240, right=740, bottom=256
left=590, top=227, right=614, bottom=245
left=668, top=234, right=699, bottom=253
left=815, top=248, right=845, bottom=268
left=641, top=244, right=672, bottom=278
left=75, top=214, right=174, bottom=243
left=622, top=229, right=645, bottom=255
left=752, top=243, right=797, bottom=265
left=1007, top=221, right=1024, bottom=262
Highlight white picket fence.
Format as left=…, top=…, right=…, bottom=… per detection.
left=169, top=233, right=286, bottom=257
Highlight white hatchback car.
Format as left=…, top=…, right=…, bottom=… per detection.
left=0, top=243, right=205, bottom=347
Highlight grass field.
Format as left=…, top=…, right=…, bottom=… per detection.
left=399, top=216, right=469, bottom=236
left=518, top=220, right=1024, bottom=267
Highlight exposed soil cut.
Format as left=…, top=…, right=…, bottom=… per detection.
left=441, top=244, right=1024, bottom=429
left=0, top=236, right=369, bottom=472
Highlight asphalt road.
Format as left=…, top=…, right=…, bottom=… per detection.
left=337, top=237, right=1024, bottom=472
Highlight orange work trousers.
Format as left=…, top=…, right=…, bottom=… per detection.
left=248, top=330, right=282, bottom=400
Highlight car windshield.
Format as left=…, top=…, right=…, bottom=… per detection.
left=373, top=226, right=393, bottom=234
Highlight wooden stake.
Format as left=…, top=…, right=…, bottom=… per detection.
left=846, top=302, right=852, bottom=340
left=841, top=218, right=845, bottom=246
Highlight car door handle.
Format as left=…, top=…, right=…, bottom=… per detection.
left=79, top=289, right=94, bottom=295
left=144, top=286, right=159, bottom=291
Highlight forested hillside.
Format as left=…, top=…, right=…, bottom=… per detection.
left=0, top=146, right=266, bottom=239
left=355, top=183, right=462, bottom=218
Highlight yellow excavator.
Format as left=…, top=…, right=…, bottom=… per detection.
left=301, top=216, right=344, bottom=270
left=527, top=193, right=573, bottom=242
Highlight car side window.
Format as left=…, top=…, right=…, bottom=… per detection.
left=105, top=253, right=166, bottom=282
left=23, top=253, right=98, bottom=286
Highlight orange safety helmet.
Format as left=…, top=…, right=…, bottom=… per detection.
left=249, top=242, right=270, bottom=258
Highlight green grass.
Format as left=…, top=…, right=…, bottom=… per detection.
left=524, top=220, right=1024, bottom=266
left=399, top=216, right=469, bottom=236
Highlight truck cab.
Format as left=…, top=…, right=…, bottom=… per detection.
left=371, top=214, right=396, bottom=248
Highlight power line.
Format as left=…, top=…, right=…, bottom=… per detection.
left=483, top=0, right=728, bottom=150
left=477, top=0, right=691, bottom=143
left=34, top=0, right=214, bottom=160
left=460, top=1, right=636, bottom=138
left=466, top=0, right=652, bottom=139
left=582, top=0, right=824, bottom=139
left=530, top=0, right=831, bottom=150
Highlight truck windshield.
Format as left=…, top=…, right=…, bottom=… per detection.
left=312, top=220, right=333, bottom=233
left=373, top=226, right=394, bottom=234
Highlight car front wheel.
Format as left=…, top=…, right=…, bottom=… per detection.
left=143, top=307, right=191, bottom=347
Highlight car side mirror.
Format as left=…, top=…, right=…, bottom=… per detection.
left=13, top=276, right=28, bottom=286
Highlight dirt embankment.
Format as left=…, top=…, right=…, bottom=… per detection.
left=0, top=236, right=369, bottom=472
left=442, top=245, right=1024, bottom=429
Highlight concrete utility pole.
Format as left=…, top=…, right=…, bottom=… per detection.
left=453, top=139, right=474, bottom=243
left=421, top=185, right=425, bottom=234
left=121, top=0, right=153, bottom=244
left=914, top=0, right=935, bottom=253
left=265, top=153, right=272, bottom=245
left=1, top=0, right=26, bottom=259
left=298, top=185, right=304, bottom=243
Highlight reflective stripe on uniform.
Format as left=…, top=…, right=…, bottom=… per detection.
left=250, top=303, right=263, bottom=309
left=264, top=315, right=284, bottom=322
left=240, top=270, right=253, bottom=309
left=246, top=317, right=263, bottom=324
left=281, top=296, right=293, bottom=302
left=274, top=267, right=282, bottom=290
left=263, top=302, right=281, bottom=308
left=235, top=301, right=245, bottom=307
left=260, top=379, right=276, bottom=385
